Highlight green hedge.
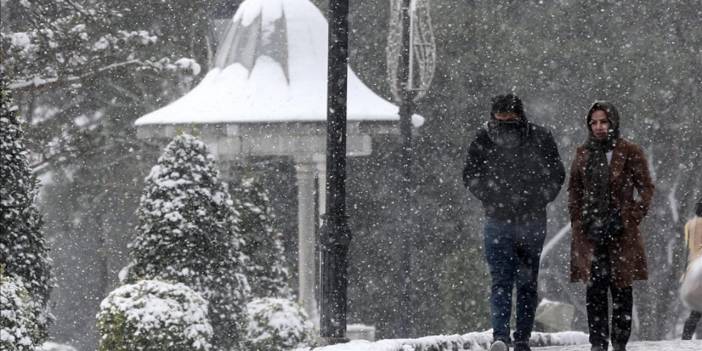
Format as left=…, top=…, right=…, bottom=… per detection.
left=97, top=280, right=212, bottom=351
left=245, top=297, right=313, bottom=351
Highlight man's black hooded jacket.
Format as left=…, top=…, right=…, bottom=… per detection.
left=463, top=122, right=565, bottom=220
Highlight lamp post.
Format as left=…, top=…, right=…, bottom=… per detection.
left=386, top=0, right=436, bottom=337
left=319, top=0, right=351, bottom=344
left=397, top=0, right=415, bottom=337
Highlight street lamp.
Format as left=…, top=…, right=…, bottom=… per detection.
left=386, top=0, right=436, bottom=337
left=319, top=0, right=351, bottom=344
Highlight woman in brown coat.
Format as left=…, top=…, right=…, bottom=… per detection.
left=568, top=101, right=655, bottom=351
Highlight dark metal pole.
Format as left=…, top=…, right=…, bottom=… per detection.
left=320, top=0, right=351, bottom=343
left=396, top=0, right=417, bottom=337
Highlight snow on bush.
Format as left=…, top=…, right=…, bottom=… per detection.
left=96, top=279, right=212, bottom=351
left=172, top=58, right=202, bottom=76
left=125, top=133, right=249, bottom=350
left=0, top=274, right=41, bottom=351
left=246, top=297, right=313, bottom=351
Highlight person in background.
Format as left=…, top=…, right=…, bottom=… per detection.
left=463, top=93, right=565, bottom=351
left=568, top=101, right=655, bottom=351
left=682, top=198, right=702, bottom=340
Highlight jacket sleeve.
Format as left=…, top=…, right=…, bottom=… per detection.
left=523, top=129, right=565, bottom=209
left=568, top=149, right=585, bottom=225
left=462, top=137, right=496, bottom=203
left=540, top=130, right=566, bottom=203
left=628, top=144, right=655, bottom=223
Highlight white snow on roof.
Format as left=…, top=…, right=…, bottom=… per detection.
left=135, top=0, right=423, bottom=126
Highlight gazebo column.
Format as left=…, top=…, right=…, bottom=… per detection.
left=314, top=156, right=326, bottom=331
left=294, top=158, right=319, bottom=327
left=314, top=154, right=327, bottom=218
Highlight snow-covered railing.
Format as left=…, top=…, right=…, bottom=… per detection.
left=300, top=330, right=588, bottom=351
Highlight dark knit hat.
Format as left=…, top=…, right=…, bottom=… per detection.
left=491, top=94, right=524, bottom=119
left=586, top=100, right=620, bottom=140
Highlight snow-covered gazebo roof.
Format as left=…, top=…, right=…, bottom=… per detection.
left=135, top=0, right=423, bottom=126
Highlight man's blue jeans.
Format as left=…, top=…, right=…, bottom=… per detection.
left=483, top=216, right=547, bottom=343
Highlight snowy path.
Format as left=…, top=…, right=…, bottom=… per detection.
left=305, top=333, right=702, bottom=351
left=535, top=339, right=702, bottom=351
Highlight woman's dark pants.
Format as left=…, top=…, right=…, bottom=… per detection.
left=586, top=243, right=633, bottom=349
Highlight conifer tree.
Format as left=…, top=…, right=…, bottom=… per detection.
left=233, top=177, right=290, bottom=298
left=0, top=76, right=52, bottom=343
left=2, top=2, right=205, bottom=345
left=126, top=134, right=249, bottom=350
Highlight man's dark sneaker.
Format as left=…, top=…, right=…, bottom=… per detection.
left=489, top=340, right=509, bottom=351
left=590, top=345, right=607, bottom=351
left=612, top=344, right=627, bottom=351
left=513, top=341, right=531, bottom=351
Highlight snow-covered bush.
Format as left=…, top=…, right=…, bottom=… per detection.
left=125, top=134, right=249, bottom=350
left=245, top=297, right=313, bottom=351
left=0, top=77, right=52, bottom=343
left=233, top=177, right=290, bottom=298
left=0, top=274, right=42, bottom=351
left=96, top=279, right=212, bottom=351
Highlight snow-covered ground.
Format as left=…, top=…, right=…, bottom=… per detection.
left=309, top=339, right=702, bottom=351
left=536, top=339, right=702, bottom=351
left=302, top=331, right=702, bottom=351
left=303, top=331, right=587, bottom=351
left=38, top=336, right=702, bottom=351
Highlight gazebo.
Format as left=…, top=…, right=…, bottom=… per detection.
left=135, top=0, right=423, bottom=325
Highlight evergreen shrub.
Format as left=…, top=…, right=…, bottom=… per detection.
left=125, top=134, right=249, bottom=350
left=245, top=297, right=313, bottom=351
left=0, top=274, right=41, bottom=351
left=233, top=177, right=290, bottom=298
left=96, top=279, right=212, bottom=351
left=0, top=76, right=52, bottom=344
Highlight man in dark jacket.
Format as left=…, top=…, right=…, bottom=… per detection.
left=463, top=94, right=565, bottom=351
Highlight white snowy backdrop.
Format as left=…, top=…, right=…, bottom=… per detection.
left=1, top=0, right=701, bottom=350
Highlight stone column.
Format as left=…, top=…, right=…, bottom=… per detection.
left=314, top=154, right=327, bottom=218
left=313, top=156, right=326, bottom=332
left=295, top=159, right=319, bottom=327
